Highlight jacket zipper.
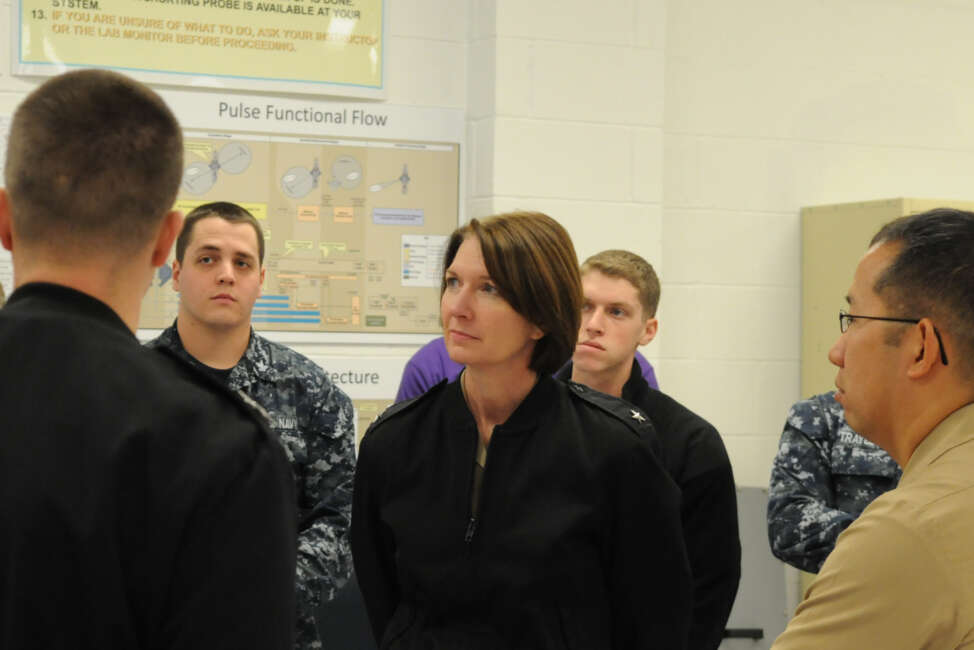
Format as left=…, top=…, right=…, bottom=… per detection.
left=465, top=431, right=490, bottom=549
left=464, top=516, right=478, bottom=543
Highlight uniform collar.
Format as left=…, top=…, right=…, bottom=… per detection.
left=900, top=402, right=974, bottom=484
left=620, top=359, right=647, bottom=404
left=556, top=359, right=646, bottom=403
left=231, top=329, right=274, bottom=388
left=446, top=371, right=558, bottom=434
left=157, top=320, right=267, bottom=387
left=6, top=282, right=132, bottom=337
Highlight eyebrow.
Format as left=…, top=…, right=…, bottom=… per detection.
left=585, top=298, right=637, bottom=310
left=445, top=268, right=492, bottom=282
left=195, top=245, right=256, bottom=262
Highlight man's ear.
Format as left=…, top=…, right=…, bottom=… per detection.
left=0, top=189, right=14, bottom=252
left=639, top=317, right=659, bottom=346
left=906, top=319, right=942, bottom=380
left=171, top=259, right=182, bottom=291
left=151, top=210, right=183, bottom=268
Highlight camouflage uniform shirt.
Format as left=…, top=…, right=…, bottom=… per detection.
left=148, top=323, right=356, bottom=650
left=767, top=391, right=901, bottom=573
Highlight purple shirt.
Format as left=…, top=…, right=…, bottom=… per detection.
left=395, top=337, right=659, bottom=402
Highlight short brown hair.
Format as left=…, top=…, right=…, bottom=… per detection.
left=580, top=249, right=660, bottom=318
left=441, top=211, right=582, bottom=375
left=175, top=201, right=265, bottom=264
left=4, top=69, right=183, bottom=255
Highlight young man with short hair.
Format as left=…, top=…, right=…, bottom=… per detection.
left=146, top=201, right=356, bottom=650
left=0, top=70, right=297, bottom=649
left=555, top=249, right=741, bottom=650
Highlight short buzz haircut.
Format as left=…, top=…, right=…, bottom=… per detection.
left=442, top=211, right=582, bottom=375
left=580, top=249, right=661, bottom=318
left=175, top=201, right=265, bottom=265
left=870, top=207, right=974, bottom=378
left=4, top=69, right=183, bottom=254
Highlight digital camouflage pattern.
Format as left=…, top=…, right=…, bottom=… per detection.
left=767, top=391, right=901, bottom=573
left=148, top=324, right=356, bottom=650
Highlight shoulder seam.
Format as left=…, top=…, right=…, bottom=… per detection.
left=566, top=381, right=654, bottom=439
left=369, top=379, right=448, bottom=431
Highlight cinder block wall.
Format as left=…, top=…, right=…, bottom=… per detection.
left=5, top=0, right=974, bottom=486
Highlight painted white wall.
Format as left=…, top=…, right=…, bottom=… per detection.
left=5, top=0, right=974, bottom=485
left=661, top=0, right=974, bottom=486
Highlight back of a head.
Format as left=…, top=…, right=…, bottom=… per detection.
left=581, top=249, right=660, bottom=318
left=442, top=211, right=582, bottom=375
left=4, top=69, right=183, bottom=257
left=871, top=207, right=974, bottom=379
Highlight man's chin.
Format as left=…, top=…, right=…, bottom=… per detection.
left=570, top=356, right=604, bottom=375
left=201, top=314, right=247, bottom=330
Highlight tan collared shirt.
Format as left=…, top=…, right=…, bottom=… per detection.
left=773, top=402, right=974, bottom=649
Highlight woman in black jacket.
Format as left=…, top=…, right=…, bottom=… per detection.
left=352, top=211, right=691, bottom=649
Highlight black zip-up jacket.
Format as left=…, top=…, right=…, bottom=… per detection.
left=557, top=361, right=741, bottom=650
left=0, top=283, right=297, bottom=649
left=351, top=373, right=692, bottom=649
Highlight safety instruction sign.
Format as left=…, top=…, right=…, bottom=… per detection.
left=12, top=0, right=385, bottom=97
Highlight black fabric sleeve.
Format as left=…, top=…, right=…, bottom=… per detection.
left=351, top=430, right=401, bottom=646
left=682, top=464, right=741, bottom=650
left=160, top=431, right=298, bottom=650
left=607, top=438, right=692, bottom=650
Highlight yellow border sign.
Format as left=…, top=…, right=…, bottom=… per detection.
left=13, top=0, right=385, bottom=97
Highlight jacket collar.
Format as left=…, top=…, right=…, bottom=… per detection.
left=620, top=359, right=648, bottom=404
left=157, top=320, right=271, bottom=388
left=555, top=358, right=646, bottom=403
left=901, top=402, right=974, bottom=484
left=445, top=371, right=558, bottom=435
left=6, top=282, right=132, bottom=337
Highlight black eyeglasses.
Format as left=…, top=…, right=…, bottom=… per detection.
left=838, top=310, right=948, bottom=365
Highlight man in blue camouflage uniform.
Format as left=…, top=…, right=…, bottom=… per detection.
left=767, top=391, right=901, bottom=573
left=146, top=201, right=355, bottom=649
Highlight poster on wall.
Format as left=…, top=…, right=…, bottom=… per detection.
left=135, top=90, right=465, bottom=338
left=10, top=0, right=385, bottom=98
left=141, top=129, right=459, bottom=334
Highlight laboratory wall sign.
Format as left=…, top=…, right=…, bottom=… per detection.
left=11, top=0, right=386, bottom=98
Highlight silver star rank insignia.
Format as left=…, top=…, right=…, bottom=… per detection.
left=630, top=409, right=646, bottom=422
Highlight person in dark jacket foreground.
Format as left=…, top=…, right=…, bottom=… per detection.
left=352, top=212, right=692, bottom=649
left=555, top=249, right=741, bottom=650
left=0, top=69, right=297, bottom=649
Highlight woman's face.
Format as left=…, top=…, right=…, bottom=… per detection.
left=441, top=235, right=543, bottom=372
